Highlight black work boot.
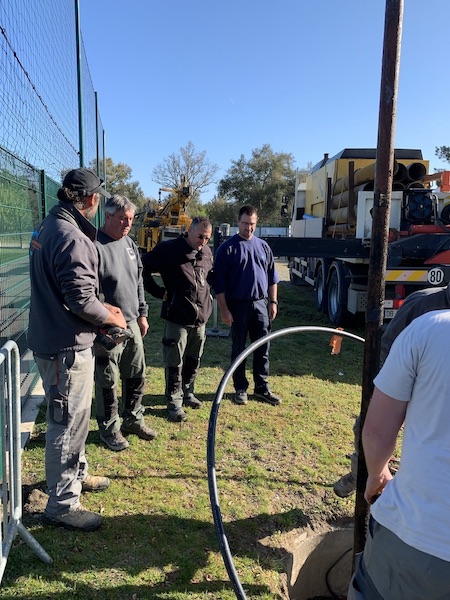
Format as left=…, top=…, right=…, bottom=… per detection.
left=121, top=421, right=157, bottom=440
left=183, top=395, right=202, bottom=409
left=168, top=407, right=188, bottom=422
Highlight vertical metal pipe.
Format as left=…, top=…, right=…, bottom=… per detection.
left=353, top=0, right=404, bottom=559
left=102, top=129, right=107, bottom=186
left=39, top=170, right=46, bottom=218
left=0, top=342, right=52, bottom=582
left=348, top=161, right=356, bottom=222
left=95, top=91, right=100, bottom=174
left=74, top=0, right=84, bottom=167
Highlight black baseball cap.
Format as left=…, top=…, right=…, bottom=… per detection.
left=62, top=168, right=110, bottom=198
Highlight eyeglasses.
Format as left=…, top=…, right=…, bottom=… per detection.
left=197, top=234, right=210, bottom=242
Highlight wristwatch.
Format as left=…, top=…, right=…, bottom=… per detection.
left=269, top=300, right=278, bottom=305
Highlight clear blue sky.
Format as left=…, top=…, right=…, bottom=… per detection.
left=80, top=0, right=450, bottom=201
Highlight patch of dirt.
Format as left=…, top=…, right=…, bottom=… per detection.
left=259, top=519, right=353, bottom=600
left=23, top=484, right=48, bottom=515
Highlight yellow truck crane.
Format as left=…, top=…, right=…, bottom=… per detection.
left=266, top=148, right=450, bottom=325
left=134, top=175, right=193, bottom=252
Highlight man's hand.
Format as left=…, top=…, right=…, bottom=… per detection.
left=362, top=386, right=406, bottom=505
left=216, top=293, right=232, bottom=326
left=138, top=316, right=149, bottom=338
left=103, top=303, right=127, bottom=330
left=220, top=307, right=233, bottom=327
left=365, top=467, right=393, bottom=504
left=268, top=303, right=278, bottom=321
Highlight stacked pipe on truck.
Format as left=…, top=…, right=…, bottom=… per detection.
left=267, top=149, right=450, bottom=326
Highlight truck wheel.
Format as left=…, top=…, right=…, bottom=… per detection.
left=327, top=262, right=349, bottom=326
left=315, top=261, right=327, bottom=313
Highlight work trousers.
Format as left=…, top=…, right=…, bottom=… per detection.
left=35, top=347, right=94, bottom=516
left=228, top=298, right=270, bottom=393
left=94, top=319, right=146, bottom=435
left=162, top=319, right=206, bottom=410
left=348, top=517, right=450, bottom=599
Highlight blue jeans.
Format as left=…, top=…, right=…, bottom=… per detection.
left=228, top=298, right=270, bottom=393
left=35, top=348, right=94, bottom=516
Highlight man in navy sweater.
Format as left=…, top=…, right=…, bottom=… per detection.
left=213, top=205, right=281, bottom=407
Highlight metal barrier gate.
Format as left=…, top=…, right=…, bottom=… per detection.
left=0, top=341, right=52, bottom=583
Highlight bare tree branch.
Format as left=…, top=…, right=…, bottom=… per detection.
left=152, top=141, right=219, bottom=198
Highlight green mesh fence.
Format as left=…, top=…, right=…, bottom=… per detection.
left=0, top=1, right=106, bottom=401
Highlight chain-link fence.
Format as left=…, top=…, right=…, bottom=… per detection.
left=0, top=0, right=106, bottom=401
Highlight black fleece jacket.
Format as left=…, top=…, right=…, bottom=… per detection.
left=142, top=235, right=213, bottom=327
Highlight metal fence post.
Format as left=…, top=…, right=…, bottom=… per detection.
left=0, top=341, right=52, bottom=583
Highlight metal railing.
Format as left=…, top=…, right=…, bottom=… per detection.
left=0, top=341, right=52, bottom=583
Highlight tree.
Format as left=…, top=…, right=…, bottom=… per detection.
left=436, top=146, right=450, bottom=164
left=203, top=195, right=238, bottom=227
left=217, top=144, right=297, bottom=225
left=91, top=158, right=153, bottom=209
left=152, top=141, right=219, bottom=200
left=184, top=194, right=208, bottom=218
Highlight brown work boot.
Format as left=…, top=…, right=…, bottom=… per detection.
left=42, top=506, right=103, bottom=531
left=183, top=395, right=202, bottom=409
left=168, top=407, right=188, bottom=422
left=99, top=430, right=129, bottom=452
left=121, top=421, right=157, bottom=440
left=81, top=475, right=110, bottom=492
left=333, top=472, right=356, bottom=498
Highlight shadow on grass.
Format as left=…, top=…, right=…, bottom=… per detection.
left=4, top=507, right=314, bottom=599
left=142, top=393, right=216, bottom=423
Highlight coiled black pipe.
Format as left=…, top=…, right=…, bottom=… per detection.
left=207, top=325, right=365, bottom=599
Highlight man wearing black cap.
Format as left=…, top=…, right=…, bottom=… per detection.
left=28, top=168, right=127, bottom=532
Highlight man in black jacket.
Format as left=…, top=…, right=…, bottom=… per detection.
left=28, top=168, right=126, bottom=531
left=142, top=217, right=213, bottom=422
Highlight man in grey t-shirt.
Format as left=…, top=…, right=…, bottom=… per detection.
left=333, top=283, right=450, bottom=498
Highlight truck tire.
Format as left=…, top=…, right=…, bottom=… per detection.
left=327, top=262, right=349, bottom=326
left=315, top=260, right=328, bottom=313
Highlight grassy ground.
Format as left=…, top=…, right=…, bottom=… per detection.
left=0, top=261, right=365, bottom=599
